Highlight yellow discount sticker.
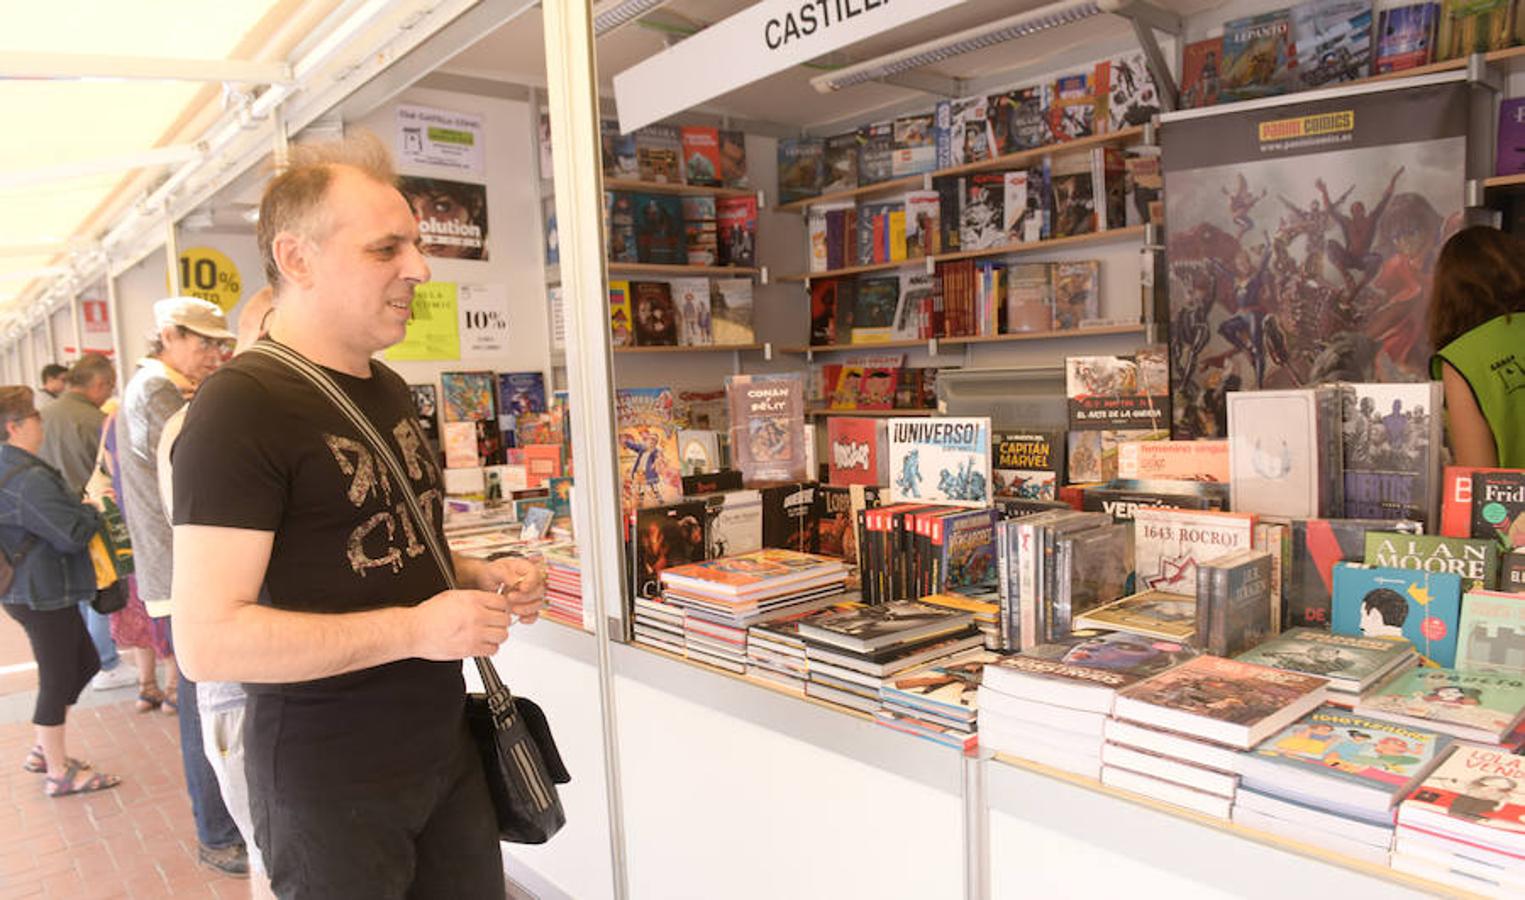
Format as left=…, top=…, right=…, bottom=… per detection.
left=174, top=247, right=242, bottom=313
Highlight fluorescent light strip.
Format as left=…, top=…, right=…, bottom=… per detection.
left=811, top=0, right=1103, bottom=93
left=594, top=0, right=669, bottom=36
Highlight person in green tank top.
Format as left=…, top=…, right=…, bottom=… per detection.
left=1428, top=226, right=1525, bottom=467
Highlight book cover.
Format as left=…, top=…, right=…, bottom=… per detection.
left=409, top=384, right=440, bottom=451
left=851, top=277, right=899, bottom=343
left=497, top=372, right=546, bottom=417
left=1047, top=151, right=1096, bottom=238
left=1401, top=744, right=1525, bottom=838
left=887, top=417, right=993, bottom=509
left=1440, top=465, right=1510, bottom=537
left=857, top=121, right=895, bottom=185
left=1457, top=590, right=1525, bottom=675
left=1007, top=262, right=1053, bottom=333
left=1291, top=0, right=1375, bottom=89
left=1376, top=2, right=1439, bottom=73
left=715, top=129, right=748, bottom=188
left=1505, top=550, right=1525, bottom=592
left=882, top=647, right=995, bottom=716
left=1363, top=533, right=1498, bottom=592
left=891, top=112, right=936, bottom=177
left=677, top=430, right=721, bottom=476
left=810, top=278, right=846, bottom=346
left=1499, top=98, right=1525, bottom=175
left=711, top=278, right=754, bottom=344
left=671, top=277, right=713, bottom=347
left=635, top=124, right=683, bottom=184
left=1002, top=172, right=1044, bottom=244
left=1359, top=668, right=1525, bottom=740
left=961, top=173, right=1007, bottom=251
left=1181, top=37, right=1225, bottom=109
left=1116, top=439, right=1230, bottom=482
left=1052, top=261, right=1100, bottom=330
left=1019, top=628, right=1198, bottom=681
left=822, top=132, right=860, bottom=193
left=1471, top=470, right=1525, bottom=550
left=1237, top=628, right=1416, bottom=689
left=725, top=373, right=808, bottom=484
left=796, top=599, right=972, bottom=652
left=600, top=119, right=637, bottom=178
left=1117, top=655, right=1328, bottom=741
left=1204, top=550, right=1275, bottom=657
left=607, top=191, right=639, bottom=263
left=937, top=95, right=992, bottom=167
left=1436, top=0, right=1517, bottom=59
left=1081, top=480, right=1229, bottom=522
left=1098, top=51, right=1160, bottom=131
left=440, top=371, right=496, bottom=423
left=941, top=509, right=999, bottom=593
left=893, top=272, right=934, bottom=340
left=1341, top=382, right=1442, bottom=528
left=703, top=489, right=763, bottom=559
left=1065, top=349, right=1169, bottom=482
left=1073, top=589, right=1198, bottom=642
left=1222, top=9, right=1296, bottom=102
left=1246, top=706, right=1452, bottom=796
left=716, top=196, right=757, bottom=268
left=679, top=126, right=722, bottom=187
left=1331, top=563, right=1463, bottom=667
left=630, top=281, right=678, bottom=346
left=1047, top=70, right=1099, bottom=143
left=1132, top=507, right=1256, bottom=597
left=826, top=417, right=888, bottom=487
left=993, top=430, right=1065, bottom=501
left=905, top=190, right=942, bottom=258
left=608, top=280, right=633, bottom=347
left=442, top=421, right=478, bottom=470
left=1285, top=517, right=1423, bottom=630
left=1228, top=387, right=1343, bottom=519
left=759, top=483, right=818, bottom=553
left=815, top=484, right=879, bottom=560
left=634, top=499, right=707, bottom=598
left=633, top=193, right=684, bottom=264
left=1056, top=523, right=1133, bottom=636
left=777, top=137, right=825, bottom=204
left=616, top=388, right=683, bottom=513
left=992, top=86, right=1051, bottom=154
left=681, top=195, right=718, bottom=266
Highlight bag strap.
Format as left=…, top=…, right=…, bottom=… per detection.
left=0, top=460, right=42, bottom=565
left=244, top=343, right=514, bottom=709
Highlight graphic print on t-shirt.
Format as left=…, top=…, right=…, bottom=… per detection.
left=323, top=415, right=442, bottom=577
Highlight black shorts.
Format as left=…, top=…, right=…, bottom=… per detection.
left=249, top=717, right=503, bottom=899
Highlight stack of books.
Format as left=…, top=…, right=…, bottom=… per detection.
left=794, top=600, right=979, bottom=714
left=1235, top=628, right=1418, bottom=708
left=994, top=509, right=1122, bottom=651
left=919, top=591, right=1003, bottom=650
left=1393, top=744, right=1525, bottom=894
left=1356, top=669, right=1525, bottom=745
left=542, top=544, right=583, bottom=629
left=1233, top=706, right=1453, bottom=865
left=658, top=549, right=850, bottom=674
left=745, top=599, right=865, bottom=693
left=979, top=629, right=1196, bottom=779
left=1105, top=656, right=1327, bottom=819
left=877, top=646, right=998, bottom=752
left=632, top=596, right=685, bottom=656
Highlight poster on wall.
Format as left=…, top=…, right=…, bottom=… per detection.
left=1163, top=78, right=1467, bottom=439
left=397, top=177, right=490, bottom=260
left=385, top=281, right=460, bottom=361
left=80, top=298, right=113, bottom=355
left=457, top=283, right=510, bottom=359
left=175, top=247, right=242, bottom=313
left=395, top=104, right=484, bottom=174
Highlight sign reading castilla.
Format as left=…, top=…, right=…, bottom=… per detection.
left=613, top=0, right=966, bottom=133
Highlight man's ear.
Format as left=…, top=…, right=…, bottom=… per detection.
left=271, top=231, right=314, bottom=290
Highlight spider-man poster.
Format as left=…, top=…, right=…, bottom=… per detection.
left=1163, top=78, right=1468, bottom=439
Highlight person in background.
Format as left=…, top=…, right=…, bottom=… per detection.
left=36, top=353, right=132, bottom=693
left=0, top=386, right=119, bottom=796
left=158, top=285, right=274, bottom=899
left=36, top=364, right=67, bottom=407
left=1429, top=225, right=1525, bottom=468
left=116, top=297, right=246, bottom=878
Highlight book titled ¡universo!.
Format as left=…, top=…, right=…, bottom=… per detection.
left=887, top=416, right=992, bottom=509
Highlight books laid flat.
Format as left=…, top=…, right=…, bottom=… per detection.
left=1072, top=590, right=1197, bottom=643
left=981, top=629, right=1197, bottom=714
left=1101, top=765, right=1233, bottom=819
left=1113, top=655, right=1328, bottom=749
left=659, top=549, right=847, bottom=599
left=795, top=599, right=974, bottom=654
left=1330, top=563, right=1463, bottom=668
left=1234, top=627, right=1417, bottom=695
left=806, top=629, right=984, bottom=678
left=1356, top=668, right=1525, bottom=743
left=1100, top=742, right=1237, bottom=798
left=1237, top=705, right=1452, bottom=821
left=1235, top=786, right=1397, bottom=849
left=1399, top=743, right=1525, bottom=857
left=880, top=647, right=995, bottom=727
left=1102, top=719, right=1242, bottom=773
left=1233, top=803, right=1392, bottom=866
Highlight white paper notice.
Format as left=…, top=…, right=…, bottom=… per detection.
left=457, top=283, right=510, bottom=359
left=396, top=105, right=485, bottom=174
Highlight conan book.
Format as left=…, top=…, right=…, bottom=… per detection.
left=1470, top=470, right=1525, bottom=551
left=616, top=388, right=684, bottom=513
left=887, top=417, right=993, bottom=509
left=1363, top=533, right=1498, bottom=592
left=826, top=417, right=888, bottom=487
left=725, top=373, right=808, bottom=485
left=1236, top=628, right=1417, bottom=693
left=1340, top=382, right=1443, bottom=529
left=630, top=281, right=677, bottom=346
left=1357, top=668, right=1525, bottom=742
left=1132, top=507, right=1255, bottom=598
left=1456, top=590, right=1525, bottom=675
left=992, top=430, right=1064, bottom=501
left=1331, top=563, right=1463, bottom=667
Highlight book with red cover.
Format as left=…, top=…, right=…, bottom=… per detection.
left=826, top=417, right=888, bottom=487
left=717, top=196, right=758, bottom=268
left=679, top=126, right=722, bottom=187
left=1440, top=466, right=1510, bottom=537
left=522, top=444, right=563, bottom=488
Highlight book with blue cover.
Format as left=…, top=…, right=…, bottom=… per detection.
left=1331, top=562, right=1463, bottom=667
left=498, top=372, right=546, bottom=417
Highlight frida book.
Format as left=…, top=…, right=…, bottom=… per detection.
left=887, top=417, right=992, bottom=509
left=725, top=373, right=807, bottom=484
left=616, top=388, right=683, bottom=514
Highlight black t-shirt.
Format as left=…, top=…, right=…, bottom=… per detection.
left=173, top=340, right=459, bottom=786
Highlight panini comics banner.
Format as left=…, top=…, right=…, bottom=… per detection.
left=1163, top=79, right=1467, bottom=439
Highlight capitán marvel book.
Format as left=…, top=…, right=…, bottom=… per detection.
left=992, top=430, right=1064, bottom=501
left=1331, top=562, right=1463, bottom=667
left=887, top=417, right=992, bottom=509
left=725, top=373, right=807, bottom=485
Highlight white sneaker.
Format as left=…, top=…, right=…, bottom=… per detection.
left=89, top=666, right=137, bottom=691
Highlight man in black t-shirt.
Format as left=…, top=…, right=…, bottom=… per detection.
left=170, top=132, right=545, bottom=899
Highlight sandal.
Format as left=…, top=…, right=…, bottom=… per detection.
left=45, top=762, right=120, bottom=798
left=21, top=746, right=89, bottom=774
left=136, top=684, right=164, bottom=714
left=161, top=689, right=178, bottom=716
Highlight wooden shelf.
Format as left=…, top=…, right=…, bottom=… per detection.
left=627, top=640, right=876, bottom=724
left=806, top=407, right=936, bottom=418
left=1360, top=44, right=1525, bottom=85
left=775, top=126, right=1146, bottom=214
left=1484, top=172, right=1525, bottom=190
left=785, top=337, right=944, bottom=353
left=782, top=324, right=1144, bottom=355
left=607, top=262, right=760, bottom=277
left=931, top=225, right=1147, bottom=265
left=605, top=178, right=758, bottom=199
left=778, top=257, right=925, bottom=283
left=614, top=343, right=764, bottom=355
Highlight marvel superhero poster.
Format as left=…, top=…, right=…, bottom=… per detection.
left=1162, top=79, right=1468, bottom=439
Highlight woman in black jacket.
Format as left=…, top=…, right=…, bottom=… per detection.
left=0, top=386, right=119, bottom=796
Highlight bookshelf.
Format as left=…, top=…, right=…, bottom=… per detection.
left=607, top=262, right=761, bottom=277
left=775, top=126, right=1146, bottom=214
left=604, top=178, right=760, bottom=200
left=784, top=324, right=1145, bottom=356
left=613, top=343, right=765, bottom=354
left=780, top=226, right=1148, bottom=283
left=1484, top=172, right=1525, bottom=190
left=777, top=258, right=924, bottom=282
left=805, top=407, right=935, bottom=418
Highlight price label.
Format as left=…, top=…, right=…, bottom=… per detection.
left=175, top=247, right=242, bottom=313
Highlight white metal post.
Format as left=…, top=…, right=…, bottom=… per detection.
left=105, top=268, right=128, bottom=386
left=541, top=2, right=630, bottom=898
left=70, top=292, right=83, bottom=360
left=165, top=216, right=182, bottom=296
left=42, top=311, right=55, bottom=367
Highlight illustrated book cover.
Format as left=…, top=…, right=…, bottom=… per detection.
left=1235, top=627, right=1416, bottom=693
left=1072, top=590, right=1199, bottom=643
left=1331, top=563, right=1463, bottom=668
left=992, top=430, right=1065, bottom=501
left=1114, top=654, right=1328, bottom=748
left=887, top=417, right=993, bottom=509
left=1340, top=382, right=1443, bottom=529
left=1357, top=668, right=1525, bottom=742
left=1471, top=469, right=1525, bottom=551
left=1456, top=589, right=1525, bottom=675
left=725, top=373, right=807, bottom=485
left=1228, top=386, right=1343, bottom=519
left=616, top=387, right=683, bottom=513
left=826, top=417, right=888, bottom=487
left=1363, top=532, right=1498, bottom=592
left=1131, top=507, right=1256, bottom=597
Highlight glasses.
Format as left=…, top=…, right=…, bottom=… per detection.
left=190, top=333, right=233, bottom=353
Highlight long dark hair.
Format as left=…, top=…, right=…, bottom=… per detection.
left=1428, top=225, right=1525, bottom=351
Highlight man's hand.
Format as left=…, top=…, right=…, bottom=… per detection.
left=481, top=556, right=546, bottom=625
left=410, top=589, right=512, bottom=660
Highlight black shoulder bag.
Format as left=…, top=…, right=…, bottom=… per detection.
left=0, top=460, right=39, bottom=596
left=246, top=343, right=570, bottom=843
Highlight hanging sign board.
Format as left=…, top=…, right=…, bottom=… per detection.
left=80, top=299, right=113, bottom=355
left=612, top=0, right=968, bottom=134
left=175, top=247, right=242, bottom=313
left=396, top=104, right=485, bottom=175
left=457, top=283, right=510, bottom=359
left=385, top=281, right=461, bottom=361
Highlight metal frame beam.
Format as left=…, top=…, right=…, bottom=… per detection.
left=0, top=144, right=203, bottom=192
left=0, top=51, right=291, bottom=85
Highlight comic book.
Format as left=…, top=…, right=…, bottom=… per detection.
left=989, top=629, right=1197, bottom=706
left=711, top=278, right=754, bottom=344
left=961, top=173, right=1007, bottom=251
left=1456, top=589, right=1525, bottom=675
left=822, top=132, right=860, bottom=193
left=1341, top=382, right=1443, bottom=529
left=1132, top=507, right=1256, bottom=598
left=941, top=508, right=999, bottom=593
left=717, top=196, right=757, bottom=268
left=677, top=429, right=721, bottom=476
left=630, top=281, right=677, bottom=346
left=600, top=118, right=637, bottom=178
left=725, top=373, right=808, bottom=485
left=1002, top=172, right=1043, bottom=245
left=1047, top=151, right=1096, bottom=238
left=616, top=388, right=683, bottom=514
left=440, top=371, right=496, bottom=423
left=1054, top=523, right=1132, bottom=639
left=1331, top=563, right=1463, bottom=667
left=996, top=85, right=1051, bottom=154
left=1114, top=655, right=1329, bottom=748
left=892, top=112, right=937, bottom=177
left=1052, top=261, right=1100, bottom=330
left=681, top=196, right=718, bottom=267
left=1436, top=0, right=1519, bottom=59
left=1180, top=37, right=1225, bottom=109
left=633, top=500, right=708, bottom=599
left=905, top=190, right=942, bottom=258
left=894, top=271, right=934, bottom=340
left=1047, top=69, right=1099, bottom=143
left=1097, top=51, right=1161, bottom=131
left=679, top=126, right=722, bottom=187
left=606, top=191, right=638, bottom=263
left=826, top=418, right=888, bottom=487
left=632, top=193, right=684, bottom=264
left=1221, top=9, right=1296, bottom=102
left=1198, top=549, right=1275, bottom=657
left=1081, top=480, right=1229, bottom=522
left=887, top=417, right=993, bottom=509
left=671, top=277, right=713, bottom=347
left=1064, top=349, right=1169, bottom=483
left=1471, top=470, right=1525, bottom=550
left=777, top=137, right=825, bottom=204
left=718, top=129, right=748, bottom=188
left=1498, top=97, right=1525, bottom=176
left=608, top=280, right=633, bottom=347
left=936, top=95, right=993, bottom=168
left=857, top=121, right=895, bottom=185
left=1236, top=628, right=1417, bottom=694
left=635, top=124, right=683, bottom=184
left=703, top=489, right=763, bottom=560
left=1116, top=439, right=1229, bottom=482
left=1376, top=2, right=1440, bottom=73
left=1357, top=668, right=1525, bottom=742
left=409, top=384, right=440, bottom=452
left=992, top=430, right=1064, bottom=501
left=1284, top=517, right=1422, bottom=631
left=1228, top=386, right=1344, bottom=520
left=1400, top=744, right=1525, bottom=860
left=1291, top=0, right=1375, bottom=89
left=1073, top=590, right=1199, bottom=642
left=850, top=278, right=899, bottom=344
left=1363, top=533, right=1498, bottom=592
left=497, top=372, right=546, bottom=418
